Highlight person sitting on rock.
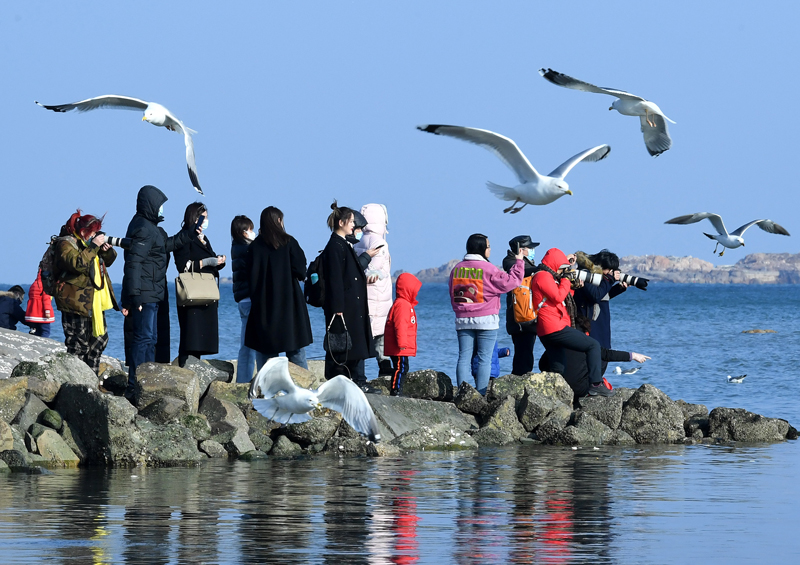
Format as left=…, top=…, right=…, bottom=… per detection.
left=383, top=273, right=421, bottom=396
left=0, top=285, right=33, bottom=332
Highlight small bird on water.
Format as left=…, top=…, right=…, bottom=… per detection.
left=614, top=366, right=640, bottom=375
left=727, top=374, right=747, bottom=383
left=248, top=357, right=381, bottom=442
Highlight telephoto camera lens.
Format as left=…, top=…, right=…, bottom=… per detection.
left=574, top=269, right=603, bottom=286
left=105, top=236, right=131, bottom=249
left=619, top=273, right=649, bottom=290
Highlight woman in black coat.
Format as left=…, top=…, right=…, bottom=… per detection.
left=244, top=206, right=312, bottom=369
left=321, top=202, right=374, bottom=383
left=173, top=202, right=226, bottom=367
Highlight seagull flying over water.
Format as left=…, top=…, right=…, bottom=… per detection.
left=614, top=366, right=640, bottom=375
left=665, top=213, right=790, bottom=256
left=36, top=95, right=203, bottom=194
left=417, top=124, right=610, bottom=213
left=539, top=68, right=675, bottom=157
left=727, top=374, right=747, bottom=383
left=248, top=357, right=381, bottom=442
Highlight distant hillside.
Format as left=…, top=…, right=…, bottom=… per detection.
left=400, top=253, right=800, bottom=284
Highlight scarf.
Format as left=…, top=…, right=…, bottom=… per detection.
left=91, top=254, right=113, bottom=337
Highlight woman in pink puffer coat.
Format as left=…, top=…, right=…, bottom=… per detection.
left=354, top=203, right=394, bottom=376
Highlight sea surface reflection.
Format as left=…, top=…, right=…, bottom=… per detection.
left=1, top=442, right=798, bottom=563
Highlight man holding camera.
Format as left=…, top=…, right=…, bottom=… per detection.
left=531, top=248, right=612, bottom=397
left=503, top=235, right=540, bottom=375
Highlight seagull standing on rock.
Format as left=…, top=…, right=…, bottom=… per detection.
left=36, top=95, right=204, bottom=194
left=417, top=124, right=610, bottom=213
left=539, top=68, right=675, bottom=156
left=248, top=357, right=381, bottom=442
left=665, top=213, right=790, bottom=256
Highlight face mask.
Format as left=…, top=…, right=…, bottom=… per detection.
left=529, top=249, right=535, bottom=261
left=355, top=231, right=363, bottom=241
left=158, top=205, right=164, bottom=217
left=245, top=230, right=256, bottom=242
left=201, top=218, right=209, bottom=230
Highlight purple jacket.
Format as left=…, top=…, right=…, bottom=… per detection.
left=449, top=254, right=524, bottom=319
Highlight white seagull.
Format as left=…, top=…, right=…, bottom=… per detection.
left=248, top=357, right=381, bottom=442
left=417, top=124, right=610, bottom=213
left=539, top=68, right=675, bottom=157
left=614, top=366, right=640, bottom=375
left=36, top=95, right=203, bottom=194
left=727, top=374, right=747, bottom=383
left=665, top=213, right=790, bottom=256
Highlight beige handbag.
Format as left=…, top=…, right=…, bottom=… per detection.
left=175, top=260, right=219, bottom=307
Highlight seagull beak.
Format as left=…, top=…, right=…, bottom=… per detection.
left=608, top=106, right=613, bottom=111
left=142, top=116, right=148, bottom=122
left=316, top=402, right=322, bottom=410
left=565, top=190, right=573, bottom=196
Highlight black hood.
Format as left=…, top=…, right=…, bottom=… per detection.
left=136, top=185, right=168, bottom=223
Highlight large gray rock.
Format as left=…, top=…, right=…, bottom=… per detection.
left=470, top=427, right=519, bottom=446
left=135, top=417, right=204, bottom=465
left=138, top=396, right=188, bottom=424
left=0, top=449, right=29, bottom=470
left=0, top=459, right=8, bottom=472
left=98, top=368, right=128, bottom=396
left=708, top=407, right=791, bottom=442
left=0, top=377, right=28, bottom=423
left=199, top=439, right=227, bottom=458
left=245, top=407, right=280, bottom=452
left=40, top=409, right=63, bottom=431
left=454, top=382, right=489, bottom=417
left=0, top=420, right=13, bottom=451
left=55, top=383, right=145, bottom=466
left=0, top=328, right=66, bottom=379
left=203, top=381, right=251, bottom=413
left=531, top=404, right=573, bottom=444
left=222, top=428, right=256, bottom=456
left=482, top=397, right=527, bottom=440
left=174, top=356, right=230, bottom=396
left=11, top=353, right=98, bottom=402
left=34, top=429, right=80, bottom=467
left=619, top=384, right=685, bottom=444
left=678, top=401, right=710, bottom=438
left=11, top=392, right=49, bottom=433
left=59, top=420, right=87, bottom=462
left=577, top=394, right=625, bottom=430
left=391, top=423, right=478, bottom=450
left=305, top=360, right=326, bottom=387
left=181, top=413, right=212, bottom=441
left=546, top=412, right=613, bottom=446
left=487, top=372, right=573, bottom=407
left=270, top=435, right=303, bottom=457
left=285, top=412, right=342, bottom=446
left=367, top=394, right=478, bottom=442
left=402, top=370, right=455, bottom=402
left=200, top=396, right=249, bottom=443
left=517, top=387, right=561, bottom=432
left=133, top=363, right=200, bottom=415
left=205, top=359, right=235, bottom=381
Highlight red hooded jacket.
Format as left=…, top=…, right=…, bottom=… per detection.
left=531, top=248, right=573, bottom=337
left=384, top=273, right=421, bottom=357
left=25, top=270, right=55, bottom=324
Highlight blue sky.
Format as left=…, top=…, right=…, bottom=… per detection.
left=1, top=2, right=797, bottom=284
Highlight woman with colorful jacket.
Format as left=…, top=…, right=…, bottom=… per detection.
left=531, top=248, right=613, bottom=397
left=53, top=211, right=118, bottom=374
left=449, top=233, right=524, bottom=394
left=25, top=270, right=55, bottom=337
left=384, top=272, right=421, bottom=396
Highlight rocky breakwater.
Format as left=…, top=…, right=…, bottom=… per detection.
left=0, top=331, right=796, bottom=473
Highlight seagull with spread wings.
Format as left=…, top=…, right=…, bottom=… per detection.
left=665, top=213, right=790, bottom=256
left=539, top=68, right=675, bottom=157
left=248, top=357, right=381, bottom=442
left=36, top=95, right=203, bottom=194
left=417, top=124, right=610, bottom=213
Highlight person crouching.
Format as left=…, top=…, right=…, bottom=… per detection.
left=383, top=273, right=421, bottom=396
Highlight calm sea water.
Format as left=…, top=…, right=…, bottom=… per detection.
left=2, top=282, right=799, bottom=562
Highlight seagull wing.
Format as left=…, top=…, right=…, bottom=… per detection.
left=251, top=398, right=314, bottom=424
left=248, top=357, right=297, bottom=399
left=665, top=213, right=728, bottom=236
left=35, top=95, right=149, bottom=113
left=418, top=124, right=540, bottom=183
left=161, top=111, right=203, bottom=195
left=538, top=69, right=644, bottom=102
left=547, top=145, right=611, bottom=179
left=731, top=219, right=791, bottom=237
left=641, top=114, right=672, bottom=156
left=315, top=376, right=381, bottom=442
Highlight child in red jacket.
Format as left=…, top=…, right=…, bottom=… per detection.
left=25, top=270, right=55, bottom=338
left=383, top=273, right=421, bottom=396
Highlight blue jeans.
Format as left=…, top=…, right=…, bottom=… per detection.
left=236, top=300, right=258, bottom=383
left=256, top=348, right=308, bottom=371
left=457, top=329, right=497, bottom=395
left=128, top=302, right=158, bottom=390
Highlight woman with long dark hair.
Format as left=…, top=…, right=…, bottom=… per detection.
left=173, top=202, right=226, bottom=367
left=245, top=206, right=312, bottom=370
left=53, top=210, right=119, bottom=374
left=321, top=201, right=374, bottom=383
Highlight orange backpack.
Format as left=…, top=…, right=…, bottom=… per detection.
left=511, top=276, right=544, bottom=325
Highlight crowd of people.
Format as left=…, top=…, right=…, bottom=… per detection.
left=1, top=186, right=649, bottom=403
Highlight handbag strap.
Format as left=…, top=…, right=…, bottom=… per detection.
left=326, top=312, right=347, bottom=332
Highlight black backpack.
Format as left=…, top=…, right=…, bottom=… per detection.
left=304, top=251, right=325, bottom=308
left=39, top=235, right=75, bottom=296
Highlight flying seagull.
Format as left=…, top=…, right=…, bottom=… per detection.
left=539, top=68, right=675, bottom=157
left=665, top=213, right=790, bottom=256
left=248, top=357, right=381, bottom=442
left=727, top=374, right=747, bottom=383
left=417, top=124, right=610, bottom=213
left=36, top=95, right=203, bottom=194
left=614, top=366, right=640, bottom=375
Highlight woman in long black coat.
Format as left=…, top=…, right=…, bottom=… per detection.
left=174, top=202, right=226, bottom=367
left=244, top=206, right=312, bottom=369
left=322, top=202, right=374, bottom=382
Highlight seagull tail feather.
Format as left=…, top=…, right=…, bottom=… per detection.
left=485, top=181, right=517, bottom=202
left=703, top=232, right=716, bottom=240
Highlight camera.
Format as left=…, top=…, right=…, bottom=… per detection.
left=567, top=268, right=602, bottom=286
left=619, top=272, right=649, bottom=290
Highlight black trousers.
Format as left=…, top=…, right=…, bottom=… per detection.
left=511, top=332, right=537, bottom=375
left=539, top=327, right=602, bottom=385
left=325, top=352, right=362, bottom=383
